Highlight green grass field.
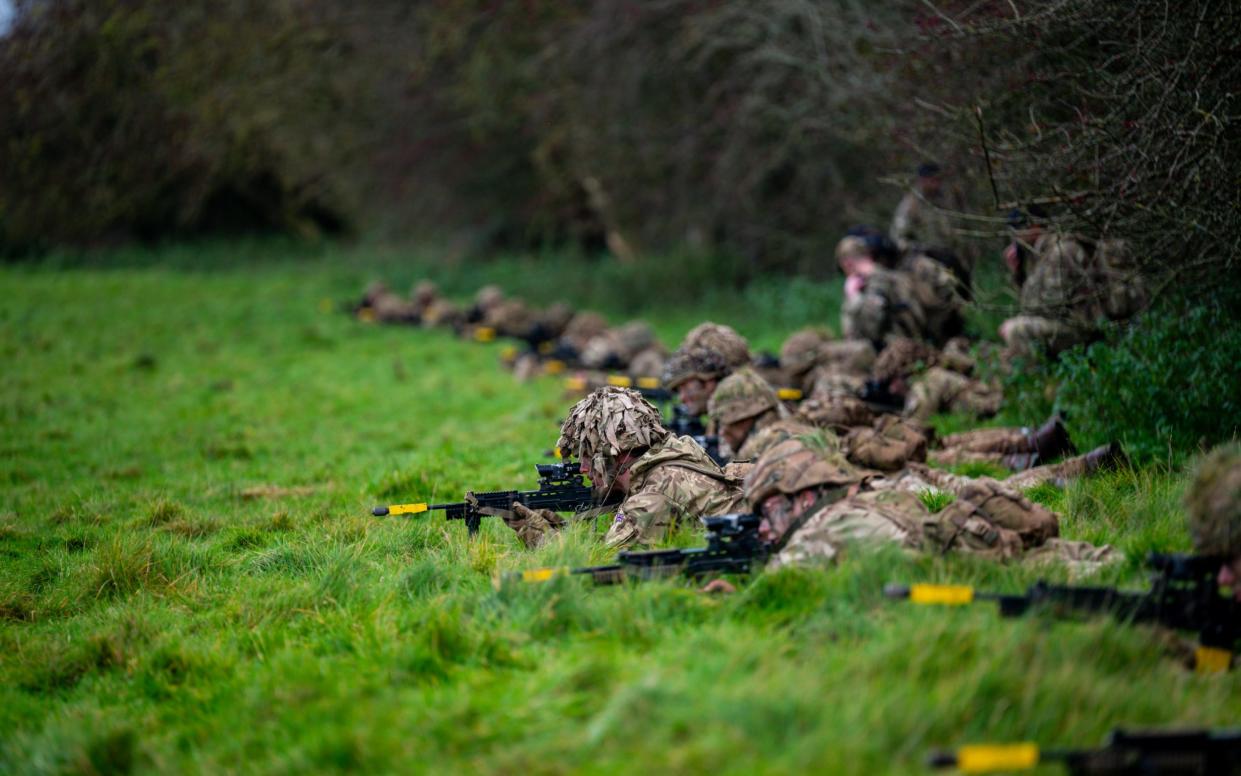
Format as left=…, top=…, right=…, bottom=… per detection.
left=1, top=243, right=1236, bottom=774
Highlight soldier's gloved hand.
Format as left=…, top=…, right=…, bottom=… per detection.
left=505, top=503, right=567, bottom=550
left=466, top=491, right=517, bottom=523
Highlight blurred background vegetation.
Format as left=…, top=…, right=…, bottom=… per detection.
left=3, top=0, right=1236, bottom=282
left=1, top=0, right=1239, bottom=458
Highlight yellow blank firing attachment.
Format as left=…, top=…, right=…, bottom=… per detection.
left=777, top=388, right=803, bottom=401
left=955, top=744, right=1040, bottom=773
left=637, top=377, right=661, bottom=390
left=521, top=568, right=564, bottom=583
left=358, top=307, right=376, bottom=323
left=606, top=375, right=633, bottom=387
left=474, top=327, right=496, bottom=342
left=566, top=377, right=587, bottom=391
left=1195, top=646, right=1233, bottom=674
left=909, top=584, right=975, bottom=605
left=544, top=359, right=566, bottom=374
left=372, top=503, right=428, bottom=517
left=501, top=345, right=517, bottom=360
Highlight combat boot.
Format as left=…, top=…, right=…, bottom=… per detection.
left=1081, top=442, right=1129, bottom=475
left=1026, top=413, right=1076, bottom=462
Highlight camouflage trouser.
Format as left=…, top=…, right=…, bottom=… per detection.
left=905, top=368, right=1002, bottom=422
left=929, top=427, right=1033, bottom=469
left=1004, top=453, right=1096, bottom=490
left=1001, top=315, right=1094, bottom=359
left=1022, top=538, right=1120, bottom=576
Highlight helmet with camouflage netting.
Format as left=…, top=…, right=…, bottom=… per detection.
left=1185, top=443, right=1241, bottom=558
left=744, top=434, right=861, bottom=509
left=662, top=347, right=730, bottom=390
left=780, top=328, right=831, bottom=377
left=680, top=322, right=752, bottom=369
left=708, top=368, right=781, bottom=426
left=474, top=284, right=504, bottom=311
left=411, top=280, right=439, bottom=306
left=557, top=386, right=670, bottom=487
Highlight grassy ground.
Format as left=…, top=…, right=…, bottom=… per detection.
left=1, top=243, right=1236, bottom=774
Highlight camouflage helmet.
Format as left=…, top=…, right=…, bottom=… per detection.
left=556, top=387, right=670, bottom=487
left=363, top=280, right=392, bottom=305
left=411, top=280, right=439, bottom=307
left=536, top=301, right=575, bottom=338
left=872, top=337, right=938, bottom=384
left=743, top=435, right=863, bottom=508
left=561, top=311, right=609, bottom=347
left=486, top=299, right=534, bottom=336
left=680, top=322, right=752, bottom=369
left=474, top=284, right=504, bottom=311
left=661, top=347, right=730, bottom=390
left=708, top=368, right=780, bottom=426
left=1184, top=444, right=1241, bottom=558
left=835, top=236, right=870, bottom=268
left=614, top=321, right=658, bottom=360
left=780, top=328, right=831, bottom=377
left=628, top=347, right=667, bottom=380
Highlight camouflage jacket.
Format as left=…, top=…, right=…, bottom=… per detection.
left=904, top=367, right=1002, bottom=422
left=1020, top=233, right=1100, bottom=324
left=900, top=254, right=966, bottom=345
left=841, top=268, right=927, bottom=346
left=603, top=435, right=746, bottom=550
left=890, top=190, right=954, bottom=254
left=770, top=489, right=926, bottom=570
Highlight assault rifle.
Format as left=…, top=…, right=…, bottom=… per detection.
left=928, top=728, right=1241, bottom=774
left=885, top=553, right=1239, bottom=673
left=510, top=513, right=766, bottom=585
left=372, top=462, right=615, bottom=536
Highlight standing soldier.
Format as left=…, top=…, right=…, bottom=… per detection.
left=891, top=163, right=955, bottom=256
left=499, top=387, right=744, bottom=550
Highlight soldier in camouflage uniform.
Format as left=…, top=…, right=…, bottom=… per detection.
left=555, top=311, right=610, bottom=365
left=745, top=438, right=1116, bottom=573
left=889, top=163, right=957, bottom=257
left=500, top=387, right=744, bottom=550
left=999, top=210, right=1103, bottom=358
left=1185, top=444, right=1241, bottom=602
left=662, top=347, right=731, bottom=417
left=869, top=337, right=1003, bottom=422
left=357, top=281, right=419, bottom=324
left=581, top=320, right=664, bottom=371
left=707, top=368, right=820, bottom=463
left=838, top=236, right=928, bottom=348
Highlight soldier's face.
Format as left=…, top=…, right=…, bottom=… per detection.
left=1221, top=556, right=1241, bottom=602
left=677, top=378, right=716, bottom=415
left=758, top=495, right=795, bottom=543
left=758, top=490, right=817, bottom=544
left=721, top=416, right=757, bottom=453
